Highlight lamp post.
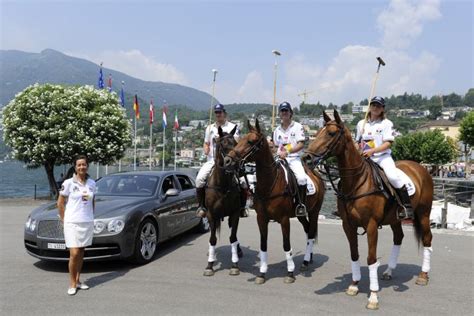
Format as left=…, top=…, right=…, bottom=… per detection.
left=209, top=69, right=218, bottom=125
left=271, top=50, right=281, bottom=129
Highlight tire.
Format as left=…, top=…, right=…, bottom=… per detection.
left=194, top=217, right=210, bottom=233
left=132, top=218, right=158, bottom=264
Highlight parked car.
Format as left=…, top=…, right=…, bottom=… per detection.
left=24, top=171, right=209, bottom=264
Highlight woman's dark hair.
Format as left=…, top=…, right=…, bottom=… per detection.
left=74, top=155, right=89, bottom=166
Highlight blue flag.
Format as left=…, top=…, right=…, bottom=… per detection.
left=98, top=65, right=104, bottom=89
left=120, top=86, right=125, bottom=107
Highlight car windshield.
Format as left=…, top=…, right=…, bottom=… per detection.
left=96, top=175, right=160, bottom=196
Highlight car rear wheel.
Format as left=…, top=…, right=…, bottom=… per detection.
left=132, top=218, right=158, bottom=264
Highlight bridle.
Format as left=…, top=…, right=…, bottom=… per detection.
left=228, top=131, right=266, bottom=170
left=304, top=122, right=345, bottom=166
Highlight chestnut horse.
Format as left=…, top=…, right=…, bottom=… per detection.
left=303, top=110, right=433, bottom=310
left=224, top=119, right=325, bottom=284
left=203, top=126, right=243, bottom=277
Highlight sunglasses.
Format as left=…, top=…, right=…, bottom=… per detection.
left=214, top=111, right=224, bottom=114
left=280, top=109, right=290, bottom=112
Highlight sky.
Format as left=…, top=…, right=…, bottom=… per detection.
left=1, top=0, right=473, bottom=107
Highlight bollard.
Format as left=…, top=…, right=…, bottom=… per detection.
left=34, top=184, right=37, bottom=200
left=441, top=183, right=447, bottom=228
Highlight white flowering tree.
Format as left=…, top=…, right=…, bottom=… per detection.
left=2, top=84, right=132, bottom=196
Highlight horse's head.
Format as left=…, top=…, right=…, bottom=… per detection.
left=215, top=125, right=238, bottom=164
left=303, top=109, right=348, bottom=168
left=224, top=119, right=265, bottom=171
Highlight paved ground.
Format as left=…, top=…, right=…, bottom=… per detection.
left=1, top=199, right=473, bottom=315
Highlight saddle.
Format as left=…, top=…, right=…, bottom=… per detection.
left=365, top=158, right=404, bottom=207
left=279, top=160, right=301, bottom=201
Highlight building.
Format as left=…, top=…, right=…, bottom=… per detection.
left=418, top=120, right=460, bottom=139
left=352, top=105, right=369, bottom=114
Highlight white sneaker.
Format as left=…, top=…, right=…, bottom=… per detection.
left=77, top=282, right=89, bottom=290
left=67, top=287, right=77, bottom=296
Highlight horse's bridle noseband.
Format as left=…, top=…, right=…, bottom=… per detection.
left=304, top=122, right=345, bottom=165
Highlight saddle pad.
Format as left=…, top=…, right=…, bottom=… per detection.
left=397, top=169, right=416, bottom=196
left=281, top=165, right=317, bottom=196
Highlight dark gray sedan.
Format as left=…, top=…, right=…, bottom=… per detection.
left=24, top=171, right=209, bottom=264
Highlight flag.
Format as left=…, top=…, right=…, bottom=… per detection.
left=162, top=105, right=168, bottom=129
left=107, top=74, right=112, bottom=92
left=98, top=63, right=104, bottom=89
left=149, top=99, right=154, bottom=125
left=174, top=109, right=179, bottom=130
left=120, top=83, right=125, bottom=107
left=133, top=94, right=140, bottom=119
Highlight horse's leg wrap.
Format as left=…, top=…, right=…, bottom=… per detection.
left=422, top=247, right=433, bottom=273
left=351, top=260, right=361, bottom=282
left=383, top=244, right=401, bottom=277
left=208, top=244, right=217, bottom=262
left=285, top=249, right=295, bottom=272
left=231, top=241, right=239, bottom=263
left=369, top=261, right=380, bottom=292
left=259, top=251, right=268, bottom=273
left=304, top=238, right=315, bottom=262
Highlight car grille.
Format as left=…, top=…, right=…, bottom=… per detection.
left=37, top=220, right=64, bottom=240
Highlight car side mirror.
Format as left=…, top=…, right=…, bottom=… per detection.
left=165, top=188, right=179, bottom=197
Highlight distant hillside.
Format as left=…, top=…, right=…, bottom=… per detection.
left=0, top=49, right=215, bottom=109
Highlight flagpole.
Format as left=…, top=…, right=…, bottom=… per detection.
left=174, top=129, right=177, bottom=170
left=134, top=115, right=137, bottom=171
left=162, top=128, right=165, bottom=171
left=149, top=122, right=153, bottom=170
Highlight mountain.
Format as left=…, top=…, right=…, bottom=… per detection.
left=0, top=49, right=214, bottom=109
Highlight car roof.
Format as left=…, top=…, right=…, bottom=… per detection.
left=101, top=170, right=191, bottom=178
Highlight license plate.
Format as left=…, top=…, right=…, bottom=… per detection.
left=47, top=243, right=66, bottom=250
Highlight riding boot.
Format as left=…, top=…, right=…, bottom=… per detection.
left=195, top=187, right=207, bottom=218
left=395, top=185, right=414, bottom=220
left=295, top=185, right=308, bottom=217
left=239, top=189, right=249, bottom=218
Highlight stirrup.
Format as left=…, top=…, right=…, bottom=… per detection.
left=240, top=207, right=249, bottom=218
left=196, top=207, right=207, bottom=218
left=397, top=206, right=413, bottom=220
left=295, top=204, right=307, bottom=217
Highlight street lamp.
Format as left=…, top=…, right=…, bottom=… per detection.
left=271, top=50, right=281, bottom=129
left=209, top=69, right=218, bottom=125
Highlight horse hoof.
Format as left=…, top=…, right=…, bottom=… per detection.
left=346, top=285, right=359, bottom=296
left=229, top=268, right=240, bottom=276
left=366, top=301, right=379, bottom=310
left=415, top=276, right=429, bottom=286
left=284, top=276, right=295, bottom=284
left=300, top=263, right=309, bottom=271
left=381, top=273, right=392, bottom=280
left=255, top=276, right=266, bottom=285
left=203, top=269, right=215, bottom=277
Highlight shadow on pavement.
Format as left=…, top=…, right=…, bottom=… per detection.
left=314, top=263, right=421, bottom=295
left=32, top=229, right=204, bottom=287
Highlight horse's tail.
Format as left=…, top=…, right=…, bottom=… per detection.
left=413, top=212, right=423, bottom=248
left=214, top=217, right=221, bottom=239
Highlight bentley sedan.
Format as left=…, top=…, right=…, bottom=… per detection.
left=24, top=171, right=209, bottom=264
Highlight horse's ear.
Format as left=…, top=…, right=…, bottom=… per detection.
left=230, top=125, right=237, bottom=136
left=323, top=111, right=331, bottom=122
left=255, top=119, right=261, bottom=133
left=218, top=126, right=224, bottom=138
left=247, top=119, right=254, bottom=131
left=333, top=109, right=342, bottom=124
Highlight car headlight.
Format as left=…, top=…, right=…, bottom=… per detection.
left=25, top=217, right=32, bottom=230
left=25, top=217, right=37, bottom=232
left=107, top=219, right=125, bottom=233
left=30, top=219, right=37, bottom=231
left=94, top=221, right=106, bottom=234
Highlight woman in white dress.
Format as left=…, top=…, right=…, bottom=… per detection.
left=57, top=155, right=96, bottom=295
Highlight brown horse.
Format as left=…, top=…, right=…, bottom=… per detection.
left=203, top=126, right=244, bottom=277
left=303, top=110, right=433, bottom=310
left=224, top=119, right=325, bottom=284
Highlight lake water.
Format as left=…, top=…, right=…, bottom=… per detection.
left=0, top=160, right=339, bottom=217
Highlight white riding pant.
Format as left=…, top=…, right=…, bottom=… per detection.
left=196, top=160, right=215, bottom=188
left=371, top=154, right=404, bottom=189
left=287, top=157, right=307, bottom=186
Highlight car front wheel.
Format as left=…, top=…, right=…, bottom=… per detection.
left=132, top=218, right=158, bottom=264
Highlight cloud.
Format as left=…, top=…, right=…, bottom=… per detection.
left=236, top=71, right=273, bottom=103
left=69, top=49, right=188, bottom=85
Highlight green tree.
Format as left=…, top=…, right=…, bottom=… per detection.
left=459, top=111, right=474, bottom=147
left=464, top=88, right=474, bottom=107
left=2, top=84, right=132, bottom=196
left=392, top=130, right=457, bottom=165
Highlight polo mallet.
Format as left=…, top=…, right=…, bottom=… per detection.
left=361, top=57, right=386, bottom=134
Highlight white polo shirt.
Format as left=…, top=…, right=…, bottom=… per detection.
left=204, top=121, right=240, bottom=162
left=356, top=118, right=395, bottom=156
left=272, top=121, right=306, bottom=158
left=59, top=175, right=96, bottom=223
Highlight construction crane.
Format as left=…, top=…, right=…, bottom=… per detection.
left=297, top=89, right=316, bottom=104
